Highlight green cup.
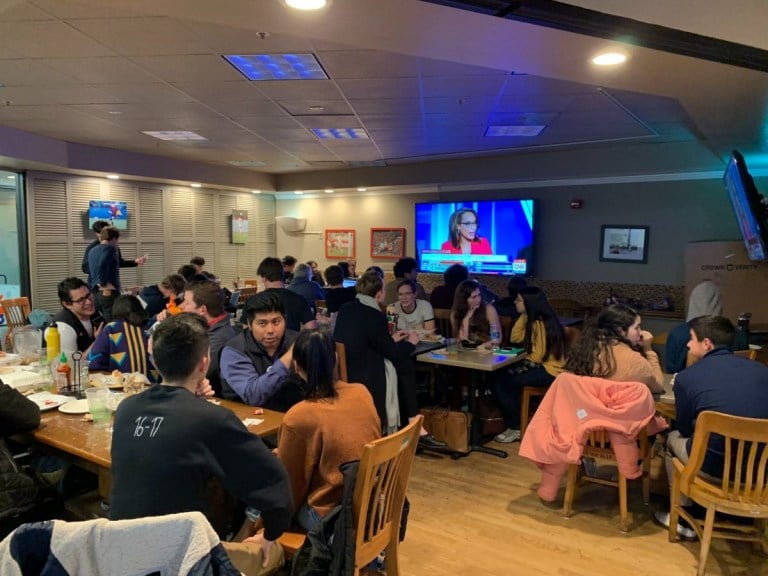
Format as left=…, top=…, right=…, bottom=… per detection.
left=85, top=388, right=111, bottom=429
left=445, top=338, right=459, bottom=355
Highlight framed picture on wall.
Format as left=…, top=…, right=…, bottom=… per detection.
left=325, top=229, right=356, bottom=259
left=599, top=225, right=649, bottom=264
left=370, top=228, right=405, bottom=259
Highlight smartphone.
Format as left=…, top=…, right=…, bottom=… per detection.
left=497, top=347, right=524, bottom=355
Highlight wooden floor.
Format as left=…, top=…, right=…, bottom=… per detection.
left=399, top=442, right=767, bottom=575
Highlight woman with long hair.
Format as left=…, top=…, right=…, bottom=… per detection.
left=565, top=303, right=664, bottom=393
left=493, top=287, right=567, bottom=443
left=440, top=208, right=493, bottom=255
left=450, top=279, right=501, bottom=348
left=276, top=329, right=380, bottom=531
left=88, top=294, right=155, bottom=381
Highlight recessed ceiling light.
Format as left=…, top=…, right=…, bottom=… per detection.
left=357, top=187, right=367, bottom=192
left=592, top=52, right=627, bottom=66
left=324, top=189, right=334, bottom=194
left=106, top=174, right=120, bottom=180
left=309, top=105, right=325, bottom=112
left=251, top=189, right=262, bottom=194
left=143, top=130, right=207, bottom=141
left=284, top=0, right=328, bottom=10
left=6, top=175, right=15, bottom=179
left=191, top=183, right=202, bottom=188
left=229, top=160, right=267, bottom=167
left=311, top=128, right=369, bottom=140
left=108, top=111, right=122, bottom=115
left=294, top=191, right=304, bottom=195
left=223, top=53, right=328, bottom=81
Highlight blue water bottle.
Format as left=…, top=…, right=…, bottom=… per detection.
left=490, top=322, right=501, bottom=352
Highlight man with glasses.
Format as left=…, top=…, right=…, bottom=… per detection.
left=388, top=279, right=435, bottom=332
left=383, top=257, right=427, bottom=306
left=219, top=293, right=303, bottom=412
left=45, top=277, right=103, bottom=353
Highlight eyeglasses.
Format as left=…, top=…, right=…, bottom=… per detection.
left=70, top=292, right=92, bottom=305
left=459, top=221, right=478, bottom=228
left=397, top=291, right=414, bottom=297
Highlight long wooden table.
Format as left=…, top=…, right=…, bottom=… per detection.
left=28, top=398, right=284, bottom=498
left=417, top=348, right=524, bottom=458
left=655, top=373, right=676, bottom=420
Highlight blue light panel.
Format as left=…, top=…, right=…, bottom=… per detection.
left=311, top=128, right=369, bottom=140
left=223, top=54, right=328, bottom=80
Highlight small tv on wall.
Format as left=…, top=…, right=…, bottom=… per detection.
left=415, top=199, right=535, bottom=275
left=88, top=200, right=128, bottom=230
left=724, top=150, right=768, bottom=261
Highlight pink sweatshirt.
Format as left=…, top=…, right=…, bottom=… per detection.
left=518, top=373, right=667, bottom=501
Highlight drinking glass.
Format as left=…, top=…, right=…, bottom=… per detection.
left=445, top=338, right=459, bottom=355
left=85, top=388, right=111, bottom=429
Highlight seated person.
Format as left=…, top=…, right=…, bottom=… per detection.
left=110, top=313, right=294, bottom=558
left=429, top=263, right=468, bottom=310
left=138, top=274, right=186, bottom=319
left=493, top=276, right=528, bottom=318
left=177, top=264, right=197, bottom=281
left=383, top=257, right=426, bottom=306
left=334, top=272, right=445, bottom=448
left=286, top=263, right=325, bottom=314
left=655, top=315, right=768, bottom=536
left=190, top=256, right=205, bottom=274
left=665, top=280, right=722, bottom=373
left=566, top=304, right=664, bottom=393
left=251, top=257, right=315, bottom=332
left=306, top=260, right=325, bottom=286
left=450, top=279, right=501, bottom=347
left=88, top=295, right=156, bottom=382
left=493, top=287, right=566, bottom=443
left=282, top=255, right=297, bottom=285
left=322, top=265, right=356, bottom=316
left=387, top=279, right=435, bottom=332
left=276, top=329, right=380, bottom=531
left=220, top=293, right=302, bottom=411
left=45, top=277, right=103, bottom=354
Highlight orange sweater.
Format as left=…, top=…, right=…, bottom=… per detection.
left=277, top=381, right=381, bottom=518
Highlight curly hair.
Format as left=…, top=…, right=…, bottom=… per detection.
left=450, top=279, right=489, bottom=340
left=565, top=304, right=644, bottom=377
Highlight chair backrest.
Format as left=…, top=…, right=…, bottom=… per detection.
left=681, top=410, right=768, bottom=506
left=583, top=427, right=649, bottom=461
left=500, top=315, right=514, bottom=347
left=433, top=308, right=453, bottom=338
left=734, top=349, right=758, bottom=361
left=335, top=341, right=348, bottom=381
left=238, top=286, right=259, bottom=307
left=3, top=297, right=31, bottom=328
left=351, top=415, right=422, bottom=571
left=548, top=298, right=586, bottom=319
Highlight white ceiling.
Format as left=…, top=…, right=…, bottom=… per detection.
left=0, top=0, right=766, bottom=192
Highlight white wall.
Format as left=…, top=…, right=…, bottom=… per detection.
left=276, top=175, right=749, bottom=285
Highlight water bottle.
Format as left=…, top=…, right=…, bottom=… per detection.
left=735, top=313, right=751, bottom=351
left=490, top=322, right=501, bottom=352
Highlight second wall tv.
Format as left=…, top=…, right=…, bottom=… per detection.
left=88, top=200, right=128, bottom=230
left=415, top=199, right=535, bottom=276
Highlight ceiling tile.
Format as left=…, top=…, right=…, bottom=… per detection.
left=319, top=50, right=420, bottom=78
left=131, top=55, right=244, bottom=83
left=40, top=56, right=158, bottom=84
left=0, top=85, right=122, bottom=105
left=171, top=81, right=267, bottom=103
left=349, top=99, right=423, bottom=115
left=292, top=115, right=362, bottom=130
left=97, top=83, right=196, bottom=104
left=278, top=100, right=353, bottom=116
left=0, top=59, right=78, bottom=85
left=28, top=0, right=154, bottom=19
left=233, top=116, right=303, bottom=131
left=0, top=21, right=115, bottom=57
left=254, top=80, right=342, bottom=100
left=180, top=22, right=316, bottom=54
left=422, top=75, right=508, bottom=98
left=420, top=57, right=509, bottom=77
left=337, top=78, right=421, bottom=99
left=423, top=97, right=497, bottom=114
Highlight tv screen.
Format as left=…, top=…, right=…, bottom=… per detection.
left=415, top=199, right=535, bottom=275
left=89, top=200, right=128, bottom=230
left=723, top=151, right=768, bottom=262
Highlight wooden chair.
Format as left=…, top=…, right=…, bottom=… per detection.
left=336, top=341, right=348, bottom=381
left=668, top=411, right=768, bottom=575
left=499, top=315, right=514, bottom=347
left=278, top=415, right=422, bottom=574
left=237, top=286, right=259, bottom=306
left=433, top=308, right=453, bottom=338
left=520, top=326, right=581, bottom=439
left=687, top=348, right=758, bottom=368
left=2, top=296, right=31, bottom=350
left=563, top=428, right=651, bottom=532
left=241, top=278, right=258, bottom=287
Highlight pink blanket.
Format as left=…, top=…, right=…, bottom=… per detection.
left=518, top=373, right=667, bottom=501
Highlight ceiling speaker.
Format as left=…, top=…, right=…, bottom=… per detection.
left=275, top=216, right=307, bottom=233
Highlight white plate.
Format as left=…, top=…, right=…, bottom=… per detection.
left=0, top=353, right=22, bottom=367
left=28, top=392, right=72, bottom=411
left=59, top=399, right=90, bottom=414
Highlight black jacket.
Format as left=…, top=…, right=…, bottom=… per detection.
left=50, top=307, right=97, bottom=352
left=333, top=300, right=417, bottom=426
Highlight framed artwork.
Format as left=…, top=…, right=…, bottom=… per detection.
left=599, top=225, right=650, bottom=264
left=325, top=229, right=356, bottom=259
left=370, top=228, right=406, bottom=259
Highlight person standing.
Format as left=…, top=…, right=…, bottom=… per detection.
left=82, top=220, right=146, bottom=288
left=87, top=226, right=122, bottom=322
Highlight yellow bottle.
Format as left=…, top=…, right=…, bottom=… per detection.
left=45, top=323, right=60, bottom=362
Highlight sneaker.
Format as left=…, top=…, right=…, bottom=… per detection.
left=654, top=510, right=698, bottom=541
left=581, top=456, right=598, bottom=477
left=494, top=428, right=521, bottom=443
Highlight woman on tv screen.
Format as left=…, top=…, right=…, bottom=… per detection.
left=441, top=208, right=493, bottom=255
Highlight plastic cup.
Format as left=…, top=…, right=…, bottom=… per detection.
left=445, top=338, right=459, bottom=355
left=85, top=388, right=111, bottom=429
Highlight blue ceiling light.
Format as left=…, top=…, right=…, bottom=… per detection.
left=223, top=54, right=328, bottom=81
left=311, top=128, right=370, bottom=140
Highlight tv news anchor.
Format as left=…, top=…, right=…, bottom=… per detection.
left=441, top=208, right=493, bottom=255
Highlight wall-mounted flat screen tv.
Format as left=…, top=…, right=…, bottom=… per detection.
left=415, top=199, right=535, bottom=275
left=88, top=200, right=128, bottom=230
left=724, top=150, right=768, bottom=261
